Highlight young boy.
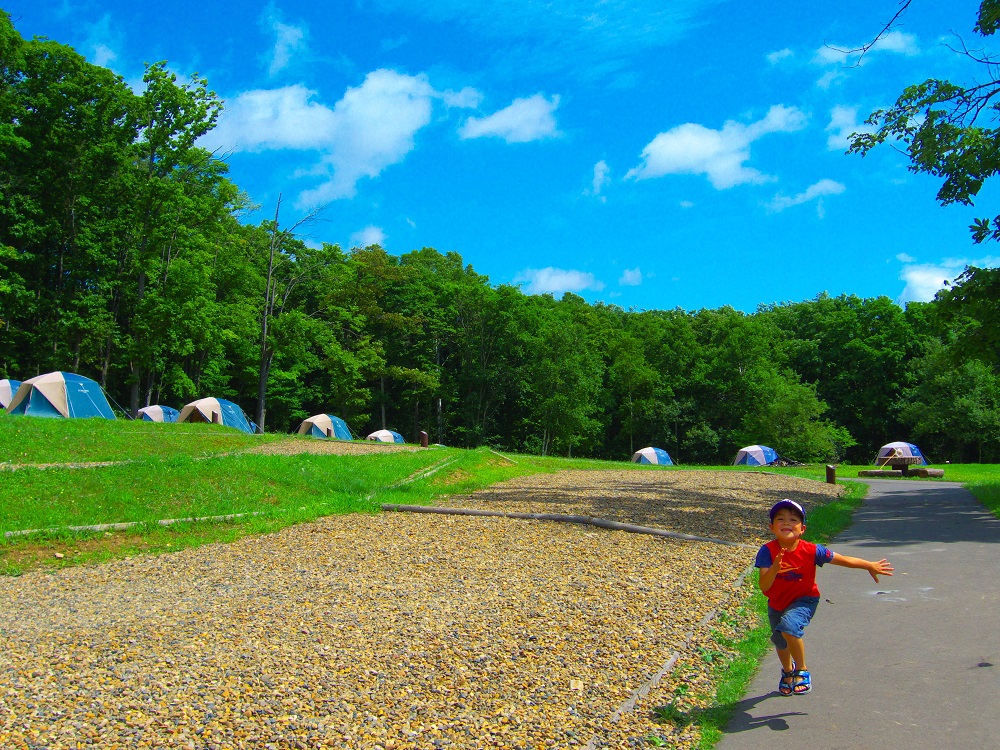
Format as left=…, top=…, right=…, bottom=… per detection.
left=756, top=499, right=893, bottom=696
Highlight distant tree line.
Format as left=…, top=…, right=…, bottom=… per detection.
left=2, top=12, right=999, bottom=463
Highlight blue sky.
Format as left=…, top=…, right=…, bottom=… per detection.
left=11, top=0, right=999, bottom=311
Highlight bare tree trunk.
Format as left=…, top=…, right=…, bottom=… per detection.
left=380, top=376, right=387, bottom=429
left=256, top=196, right=281, bottom=434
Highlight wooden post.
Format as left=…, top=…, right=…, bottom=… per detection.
left=326, top=427, right=333, bottom=438
left=212, top=411, right=220, bottom=424
left=825, top=465, right=836, bottom=484
left=419, top=430, right=429, bottom=447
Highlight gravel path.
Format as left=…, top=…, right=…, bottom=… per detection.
left=0, top=469, right=840, bottom=749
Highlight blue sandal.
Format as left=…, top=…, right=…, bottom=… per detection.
left=792, top=669, right=812, bottom=694
left=778, top=664, right=796, bottom=696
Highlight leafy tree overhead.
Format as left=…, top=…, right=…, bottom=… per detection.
left=849, top=1, right=1000, bottom=243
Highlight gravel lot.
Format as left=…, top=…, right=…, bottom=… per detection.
left=0, top=468, right=840, bottom=749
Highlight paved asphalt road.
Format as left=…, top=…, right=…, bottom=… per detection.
left=718, top=478, right=1000, bottom=750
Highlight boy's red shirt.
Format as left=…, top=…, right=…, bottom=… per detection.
left=755, top=539, right=834, bottom=612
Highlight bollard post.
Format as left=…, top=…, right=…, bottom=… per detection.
left=826, top=464, right=836, bottom=484
left=326, top=427, right=333, bottom=438
left=419, top=430, right=429, bottom=447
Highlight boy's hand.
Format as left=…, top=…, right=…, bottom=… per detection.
left=868, top=559, right=894, bottom=582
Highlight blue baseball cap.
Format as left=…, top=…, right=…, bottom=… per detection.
left=769, top=499, right=805, bottom=522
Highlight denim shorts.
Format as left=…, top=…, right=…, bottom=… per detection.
left=768, top=596, right=820, bottom=649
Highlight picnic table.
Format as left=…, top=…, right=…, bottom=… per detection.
left=878, top=454, right=924, bottom=475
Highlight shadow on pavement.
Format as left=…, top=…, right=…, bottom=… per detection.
left=700, top=691, right=807, bottom=734
left=841, top=481, right=1000, bottom=547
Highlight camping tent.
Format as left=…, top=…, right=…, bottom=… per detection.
left=137, top=405, right=179, bottom=423
left=177, top=397, right=256, bottom=434
left=876, top=441, right=928, bottom=466
left=367, top=429, right=404, bottom=443
left=298, top=414, right=351, bottom=440
left=5, top=372, right=115, bottom=419
left=0, top=379, right=21, bottom=408
left=631, top=446, right=674, bottom=465
left=733, top=445, right=779, bottom=466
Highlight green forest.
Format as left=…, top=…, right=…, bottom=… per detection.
left=2, top=10, right=1000, bottom=464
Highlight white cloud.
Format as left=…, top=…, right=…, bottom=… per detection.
left=679, top=200, right=695, bottom=209
left=619, top=267, right=642, bottom=286
left=83, top=15, right=120, bottom=70
left=826, top=105, right=875, bottom=150
left=206, top=85, right=339, bottom=152
left=898, top=265, right=952, bottom=303
left=513, top=267, right=605, bottom=295
left=767, top=48, right=793, bottom=65
left=92, top=44, right=117, bottom=67
left=350, top=225, right=386, bottom=248
left=767, top=179, right=845, bottom=212
left=872, top=30, right=920, bottom=56
left=896, top=252, right=916, bottom=263
left=816, top=70, right=845, bottom=90
left=443, top=87, right=483, bottom=108
left=625, top=105, right=808, bottom=189
left=300, top=71, right=438, bottom=204
left=588, top=160, right=610, bottom=197
left=812, top=31, right=920, bottom=83
left=203, top=69, right=482, bottom=205
left=260, top=3, right=307, bottom=76
left=898, top=255, right=1000, bottom=303
left=459, top=94, right=561, bottom=143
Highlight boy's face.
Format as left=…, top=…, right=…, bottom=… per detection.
left=770, top=508, right=806, bottom=544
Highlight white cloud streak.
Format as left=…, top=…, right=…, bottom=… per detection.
left=260, top=3, right=307, bottom=76
left=897, top=255, right=1000, bottom=303
left=625, top=105, right=808, bottom=189
left=619, top=267, right=642, bottom=286
left=825, top=105, right=875, bottom=150
left=513, top=267, right=605, bottom=295
left=589, top=160, right=610, bottom=197
left=349, top=225, right=387, bottom=248
left=459, top=94, right=561, bottom=143
left=767, top=179, right=845, bottom=212
left=812, top=30, right=920, bottom=88
left=767, top=48, right=793, bottom=65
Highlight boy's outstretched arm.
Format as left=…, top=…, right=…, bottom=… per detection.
left=829, top=552, right=894, bottom=582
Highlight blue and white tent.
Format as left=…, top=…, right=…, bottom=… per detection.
left=631, top=446, right=674, bottom=465
left=177, top=397, right=256, bottom=434
left=367, top=429, right=405, bottom=443
left=0, top=379, right=21, bottom=409
left=733, top=445, right=779, bottom=466
left=138, top=405, right=180, bottom=423
left=6, top=372, right=115, bottom=419
left=876, top=441, right=928, bottom=466
left=298, top=414, right=351, bottom=440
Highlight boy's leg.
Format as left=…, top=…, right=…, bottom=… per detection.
left=775, top=644, right=794, bottom=673
left=780, top=632, right=806, bottom=671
